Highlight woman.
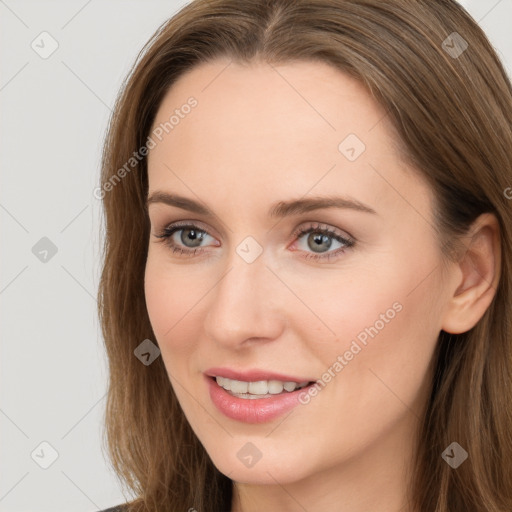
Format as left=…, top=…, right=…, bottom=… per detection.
left=96, top=0, right=512, bottom=511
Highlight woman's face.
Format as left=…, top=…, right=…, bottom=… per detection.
left=145, top=58, right=451, bottom=486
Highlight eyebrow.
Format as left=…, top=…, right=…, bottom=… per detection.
left=146, top=191, right=377, bottom=217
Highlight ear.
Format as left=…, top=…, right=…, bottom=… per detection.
left=441, top=213, right=501, bottom=334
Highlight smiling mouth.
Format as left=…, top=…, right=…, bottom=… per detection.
left=210, top=375, right=315, bottom=399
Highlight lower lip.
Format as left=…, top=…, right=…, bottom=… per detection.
left=206, top=376, right=312, bottom=424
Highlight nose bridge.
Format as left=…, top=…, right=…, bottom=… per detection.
left=203, top=246, right=284, bottom=346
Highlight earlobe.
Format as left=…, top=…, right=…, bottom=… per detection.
left=441, top=213, right=501, bottom=335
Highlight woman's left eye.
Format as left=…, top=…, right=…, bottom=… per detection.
left=153, top=222, right=355, bottom=262
left=292, top=223, right=355, bottom=261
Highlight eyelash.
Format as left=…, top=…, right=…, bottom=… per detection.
left=153, top=221, right=355, bottom=262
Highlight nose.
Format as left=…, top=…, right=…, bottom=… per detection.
left=202, top=250, right=286, bottom=349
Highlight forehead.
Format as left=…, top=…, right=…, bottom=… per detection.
left=149, top=57, right=395, bottom=155
left=146, top=58, right=431, bottom=224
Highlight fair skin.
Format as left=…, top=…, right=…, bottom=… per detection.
left=144, top=58, right=500, bottom=512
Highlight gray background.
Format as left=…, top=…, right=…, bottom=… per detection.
left=1, top=1, right=510, bottom=511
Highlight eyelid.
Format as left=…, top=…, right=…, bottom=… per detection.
left=155, top=219, right=353, bottom=242
left=154, top=219, right=220, bottom=241
left=161, top=219, right=214, bottom=234
left=289, top=222, right=355, bottom=245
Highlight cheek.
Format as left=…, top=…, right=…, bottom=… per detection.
left=302, top=252, right=442, bottom=410
left=144, top=258, right=201, bottom=356
left=144, top=259, right=205, bottom=419
left=314, top=273, right=441, bottom=431
left=144, top=262, right=172, bottom=339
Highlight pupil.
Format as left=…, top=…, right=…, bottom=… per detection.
left=309, top=233, right=331, bottom=252
left=182, top=228, right=204, bottom=247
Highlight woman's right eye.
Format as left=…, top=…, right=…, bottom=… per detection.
left=154, top=223, right=218, bottom=256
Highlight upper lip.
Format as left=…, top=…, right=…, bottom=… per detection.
left=204, top=367, right=315, bottom=383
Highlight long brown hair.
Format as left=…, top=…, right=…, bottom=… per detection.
left=97, top=1, right=512, bottom=510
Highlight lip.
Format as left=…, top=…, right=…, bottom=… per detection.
left=204, top=367, right=315, bottom=383
left=205, top=374, right=316, bottom=424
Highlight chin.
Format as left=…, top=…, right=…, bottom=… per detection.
left=207, top=444, right=313, bottom=485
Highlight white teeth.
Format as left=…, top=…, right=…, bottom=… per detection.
left=283, top=381, right=298, bottom=392
left=268, top=380, right=284, bottom=394
left=216, top=376, right=227, bottom=389
left=230, top=380, right=248, bottom=394
left=215, top=376, right=309, bottom=397
left=248, top=380, right=268, bottom=394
